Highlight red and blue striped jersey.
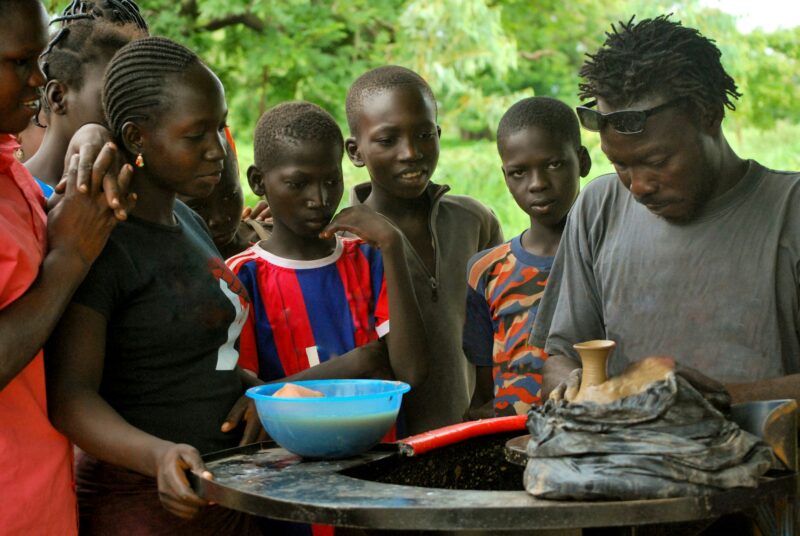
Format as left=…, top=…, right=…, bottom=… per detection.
left=226, top=237, right=389, bottom=379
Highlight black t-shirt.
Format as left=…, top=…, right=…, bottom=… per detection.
left=73, top=201, right=250, bottom=454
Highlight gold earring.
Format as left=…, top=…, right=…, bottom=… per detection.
left=135, top=153, right=145, bottom=168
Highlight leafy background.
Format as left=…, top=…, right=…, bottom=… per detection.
left=46, top=0, right=800, bottom=237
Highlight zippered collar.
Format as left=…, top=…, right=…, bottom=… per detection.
left=349, top=181, right=449, bottom=301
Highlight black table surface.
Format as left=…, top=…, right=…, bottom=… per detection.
left=188, top=441, right=797, bottom=532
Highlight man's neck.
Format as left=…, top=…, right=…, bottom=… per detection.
left=708, top=133, right=749, bottom=201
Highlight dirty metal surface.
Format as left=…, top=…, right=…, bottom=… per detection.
left=505, top=434, right=529, bottom=467
left=188, top=441, right=798, bottom=531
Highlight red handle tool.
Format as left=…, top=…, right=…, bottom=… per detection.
left=396, top=415, right=528, bottom=456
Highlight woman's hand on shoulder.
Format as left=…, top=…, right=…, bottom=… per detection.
left=154, top=442, right=213, bottom=519
left=56, top=123, right=137, bottom=220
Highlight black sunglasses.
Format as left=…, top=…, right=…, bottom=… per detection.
left=576, top=97, right=683, bottom=134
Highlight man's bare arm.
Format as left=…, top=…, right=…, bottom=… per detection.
left=541, top=354, right=580, bottom=400
left=726, top=374, right=800, bottom=403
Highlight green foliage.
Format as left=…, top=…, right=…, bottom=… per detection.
left=728, top=27, right=800, bottom=129
left=45, top=0, right=798, bottom=142
left=394, top=0, right=518, bottom=137
left=44, top=0, right=800, bottom=237
left=498, top=0, right=627, bottom=102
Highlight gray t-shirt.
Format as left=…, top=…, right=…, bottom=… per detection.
left=532, top=161, right=800, bottom=383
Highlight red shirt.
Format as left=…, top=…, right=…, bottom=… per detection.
left=0, top=134, right=77, bottom=534
left=227, top=237, right=389, bottom=379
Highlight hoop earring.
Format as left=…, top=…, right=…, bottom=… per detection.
left=135, top=153, right=145, bottom=168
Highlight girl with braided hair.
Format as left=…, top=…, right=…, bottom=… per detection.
left=50, top=0, right=269, bottom=256
left=26, top=19, right=143, bottom=193
left=47, top=36, right=264, bottom=534
left=52, top=0, right=149, bottom=31
left=12, top=0, right=148, bottom=169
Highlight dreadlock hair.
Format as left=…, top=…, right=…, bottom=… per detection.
left=345, top=65, right=437, bottom=135
left=497, top=96, right=582, bottom=151
left=41, top=19, right=143, bottom=95
left=103, top=36, right=199, bottom=142
left=579, top=15, right=741, bottom=121
left=51, top=0, right=148, bottom=32
left=253, top=101, right=344, bottom=172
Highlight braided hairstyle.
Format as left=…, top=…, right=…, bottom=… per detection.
left=497, top=96, right=582, bottom=150
left=254, top=101, right=343, bottom=172
left=345, top=65, right=437, bottom=135
left=579, top=15, right=741, bottom=121
left=103, top=36, right=199, bottom=143
left=51, top=0, right=148, bottom=32
left=41, top=19, right=142, bottom=93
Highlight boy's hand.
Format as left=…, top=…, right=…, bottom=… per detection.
left=320, top=205, right=402, bottom=250
left=62, top=124, right=137, bottom=220
left=242, top=200, right=272, bottom=223
left=221, top=395, right=266, bottom=446
left=47, top=154, right=122, bottom=269
left=154, top=443, right=212, bottom=519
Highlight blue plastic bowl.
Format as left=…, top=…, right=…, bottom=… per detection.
left=246, top=379, right=410, bottom=459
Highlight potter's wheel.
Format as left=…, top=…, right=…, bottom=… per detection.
left=188, top=438, right=796, bottom=532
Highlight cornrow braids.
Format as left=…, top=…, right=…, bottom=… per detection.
left=103, top=36, right=198, bottom=140
left=497, top=96, right=582, bottom=150
left=40, top=19, right=143, bottom=92
left=52, top=0, right=148, bottom=32
left=345, top=65, right=437, bottom=135
left=253, top=101, right=343, bottom=172
left=578, top=15, right=741, bottom=120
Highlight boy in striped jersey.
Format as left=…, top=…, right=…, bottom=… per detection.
left=227, top=102, right=427, bottom=409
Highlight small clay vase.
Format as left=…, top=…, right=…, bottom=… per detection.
left=573, top=339, right=616, bottom=401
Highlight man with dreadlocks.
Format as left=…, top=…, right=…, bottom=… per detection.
left=534, top=15, right=800, bottom=405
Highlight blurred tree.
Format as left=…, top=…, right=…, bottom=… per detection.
left=42, top=0, right=800, bottom=142
left=496, top=0, right=627, bottom=104
left=392, top=0, right=520, bottom=138
left=728, top=27, right=800, bottom=130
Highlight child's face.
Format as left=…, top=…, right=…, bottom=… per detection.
left=179, top=149, right=243, bottom=249
left=347, top=86, right=440, bottom=199
left=499, top=125, right=584, bottom=228
left=251, top=140, right=343, bottom=239
left=0, top=1, right=48, bottom=134
left=128, top=63, right=227, bottom=199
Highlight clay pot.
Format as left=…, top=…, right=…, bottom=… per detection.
left=573, top=339, right=615, bottom=401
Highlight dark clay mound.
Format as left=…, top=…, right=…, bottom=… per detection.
left=343, top=431, right=524, bottom=491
